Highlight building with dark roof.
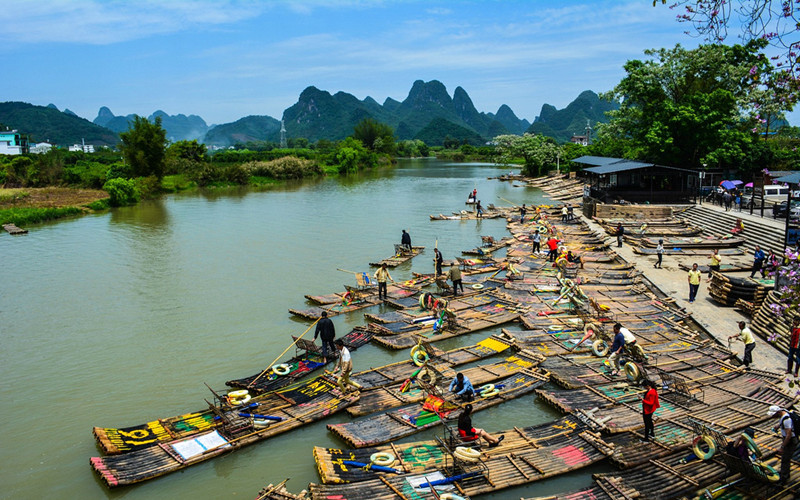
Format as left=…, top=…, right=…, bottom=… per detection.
left=572, top=156, right=700, bottom=205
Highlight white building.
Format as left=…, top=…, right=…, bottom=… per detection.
left=30, top=142, right=54, bottom=154
left=69, top=143, right=95, bottom=153
left=0, top=130, right=28, bottom=155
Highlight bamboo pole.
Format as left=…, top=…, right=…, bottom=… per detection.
left=255, top=478, right=290, bottom=500
left=247, top=318, right=321, bottom=388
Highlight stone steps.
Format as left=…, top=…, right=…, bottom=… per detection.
left=679, top=205, right=785, bottom=256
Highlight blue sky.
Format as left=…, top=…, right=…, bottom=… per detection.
left=2, top=0, right=795, bottom=126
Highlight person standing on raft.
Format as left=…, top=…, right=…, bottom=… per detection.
left=520, top=204, right=527, bottom=224
left=641, top=379, right=660, bottom=442
left=458, top=404, right=504, bottom=447
left=333, top=339, right=360, bottom=394
left=374, top=263, right=393, bottom=301
left=434, top=247, right=443, bottom=276
left=728, top=321, right=756, bottom=369
left=476, top=200, right=483, bottom=218
left=768, top=405, right=796, bottom=485
left=401, top=229, right=412, bottom=252
left=448, top=263, right=463, bottom=296
left=314, top=311, right=336, bottom=363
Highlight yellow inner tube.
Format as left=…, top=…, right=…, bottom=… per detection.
left=623, top=362, right=641, bottom=382
left=472, top=283, right=484, bottom=290
left=692, top=435, right=717, bottom=460
left=537, top=225, right=547, bottom=234
left=481, top=388, right=500, bottom=398
left=479, top=384, right=495, bottom=393
left=230, top=394, right=251, bottom=405
left=761, top=463, right=780, bottom=482
left=412, top=351, right=429, bottom=367
left=416, top=367, right=437, bottom=386
left=369, top=452, right=396, bottom=467
left=228, top=390, right=249, bottom=399
left=272, top=363, right=292, bottom=376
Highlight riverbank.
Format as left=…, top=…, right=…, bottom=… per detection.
left=0, top=187, right=108, bottom=227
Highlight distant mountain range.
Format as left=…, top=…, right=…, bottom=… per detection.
left=0, top=81, right=618, bottom=148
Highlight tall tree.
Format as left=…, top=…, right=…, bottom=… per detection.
left=601, top=41, right=784, bottom=170
left=119, top=115, right=168, bottom=178
left=494, top=133, right=560, bottom=176
left=352, top=118, right=395, bottom=154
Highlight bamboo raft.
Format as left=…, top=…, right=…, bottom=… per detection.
left=346, top=349, right=545, bottom=417
left=369, top=245, right=425, bottom=267
left=327, top=369, right=549, bottom=448
left=639, top=235, right=745, bottom=249
left=370, top=293, right=526, bottom=350
left=2, top=223, right=27, bottom=234
left=226, top=327, right=376, bottom=394
left=461, top=236, right=513, bottom=256
left=90, top=375, right=359, bottom=487
left=311, top=414, right=611, bottom=499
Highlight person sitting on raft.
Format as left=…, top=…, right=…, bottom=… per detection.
left=458, top=404, right=504, bottom=447
left=615, top=323, right=647, bottom=360
left=449, top=372, right=475, bottom=402
left=566, top=250, right=584, bottom=269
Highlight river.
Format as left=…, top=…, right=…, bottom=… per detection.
left=0, top=159, right=612, bottom=499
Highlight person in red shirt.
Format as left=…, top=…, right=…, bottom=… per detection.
left=787, top=317, right=800, bottom=377
left=546, top=237, right=560, bottom=262
left=641, top=379, right=660, bottom=442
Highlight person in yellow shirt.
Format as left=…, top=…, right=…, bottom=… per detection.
left=709, top=249, right=722, bottom=278
left=374, top=263, right=393, bottom=301
left=687, top=263, right=702, bottom=303
left=728, top=321, right=756, bottom=369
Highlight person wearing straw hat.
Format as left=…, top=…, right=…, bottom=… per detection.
left=768, top=405, right=797, bottom=484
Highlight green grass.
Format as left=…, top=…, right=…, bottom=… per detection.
left=0, top=206, right=83, bottom=226
left=0, top=189, right=31, bottom=203
left=161, top=174, right=196, bottom=192
left=248, top=176, right=281, bottom=186
left=85, top=198, right=110, bottom=211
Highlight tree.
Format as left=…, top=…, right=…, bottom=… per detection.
left=601, top=42, right=785, bottom=171
left=663, top=1, right=800, bottom=90
left=352, top=118, right=395, bottom=154
left=494, top=133, right=560, bottom=176
left=119, top=115, right=168, bottom=178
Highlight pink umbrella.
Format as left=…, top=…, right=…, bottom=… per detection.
left=745, top=182, right=753, bottom=187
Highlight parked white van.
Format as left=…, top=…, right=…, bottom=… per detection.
left=743, top=185, right=791, bottom=207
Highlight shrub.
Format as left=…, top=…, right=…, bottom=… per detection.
left=243, top=156, right=321, bottom=179
left=134, top=176, right=161, bottom=199
left=103, top=178, right=139, bottom=206
left=106, top=162, right=132, bottom=180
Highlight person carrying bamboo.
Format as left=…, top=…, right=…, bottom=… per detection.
left=333, top=339, right=360, bottom=394
left=374, top=263, right=393, bottom=301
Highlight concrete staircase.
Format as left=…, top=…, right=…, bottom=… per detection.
left=678, top=204, right=786, bottom=256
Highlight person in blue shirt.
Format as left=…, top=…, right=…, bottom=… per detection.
left=750, top=245, right=766, bottom=278
left=449, top=372, right=475, bottom=401
left=607, top=325, right=626, bottom=376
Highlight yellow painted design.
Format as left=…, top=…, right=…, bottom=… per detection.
left=476, top=337, right=511, bottom=353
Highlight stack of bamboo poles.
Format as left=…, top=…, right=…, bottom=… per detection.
left=708, top=271, right=772, bottom=307
left=750, top=290, right=799, bottom=355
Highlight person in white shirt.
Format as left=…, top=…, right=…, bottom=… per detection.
left=768, top=405, right=797, bottom=484
left=333, top=339, right=360, bottom=394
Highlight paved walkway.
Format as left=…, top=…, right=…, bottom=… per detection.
left=580, top=210, right=788, bottom=376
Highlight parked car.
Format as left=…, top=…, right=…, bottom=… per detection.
left=772, top=200, right=800, bottom=219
